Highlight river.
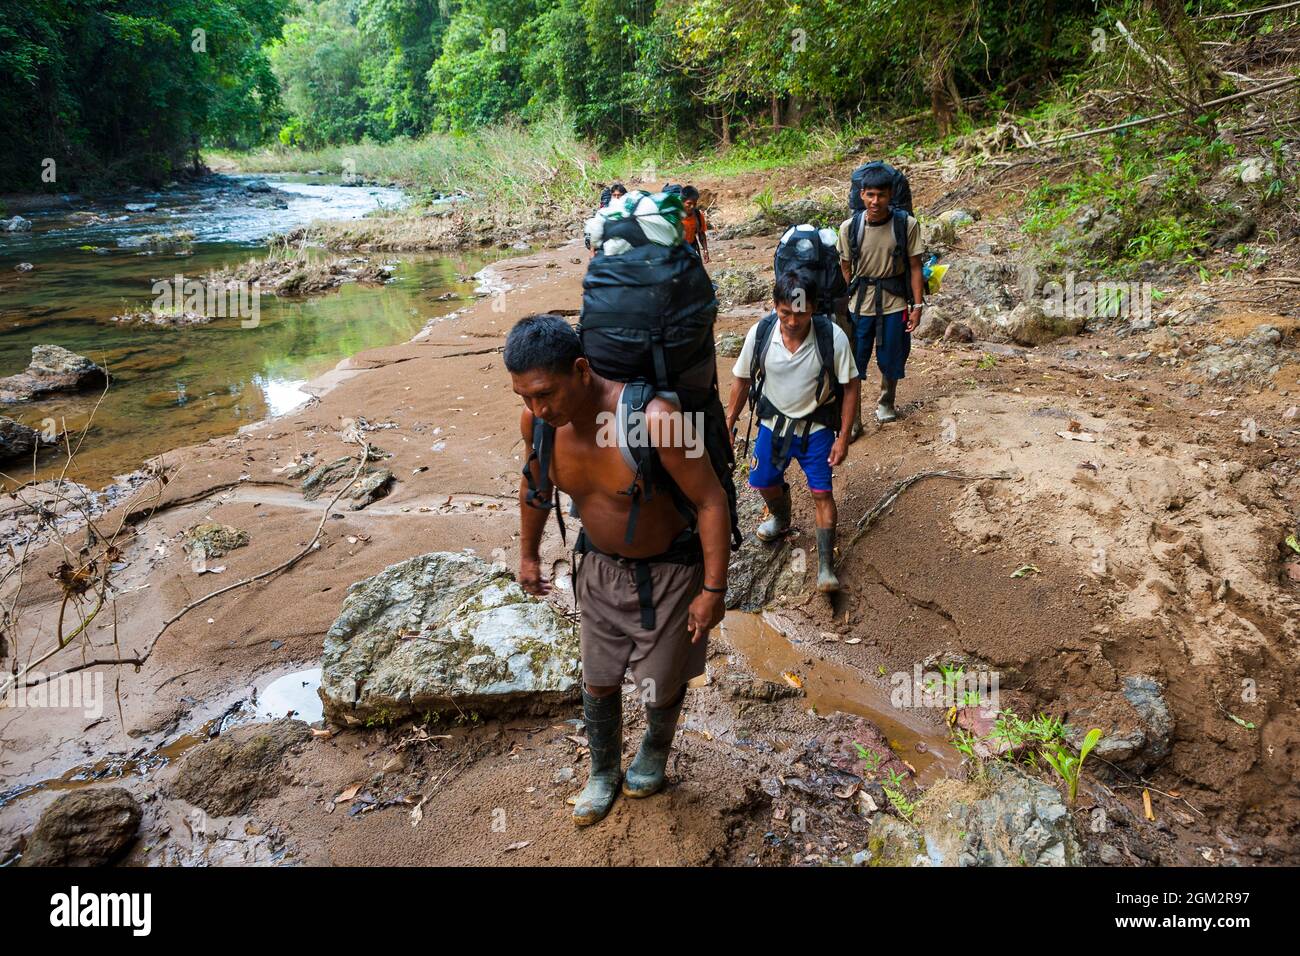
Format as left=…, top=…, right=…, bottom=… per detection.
left=0, top=173, right=495, bottom=490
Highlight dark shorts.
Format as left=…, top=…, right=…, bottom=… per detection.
left=575, top=551, right=706, bottom=704
left=852, top=309, right=911, bottom=380
left=749, top=423, right=835, bottom=493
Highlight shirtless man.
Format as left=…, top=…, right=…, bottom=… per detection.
left=507, top=314, right=730, bottom=826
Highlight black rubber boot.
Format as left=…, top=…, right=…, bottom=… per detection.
left=623, top=686, right=686, bottom=798
left=756, top=487, right=792, bottom=542
left=816, top=527, right=841, bottom=592
left=573, top=689, right=622, bottom=826
left=876, top=378, right=899, bottom=423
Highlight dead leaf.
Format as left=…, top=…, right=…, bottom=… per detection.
left=781, top=671, right=804, bottom=689
left=1056, top=430, right=1096, bottom=442
left=336, top=784, right=361, bottom=803
left=503, top=841, right=530, bottom=852
left=1142, top=788, right=1156, bottom=822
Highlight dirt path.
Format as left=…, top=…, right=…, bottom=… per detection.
left=2, top=164, right=1297, bottom=867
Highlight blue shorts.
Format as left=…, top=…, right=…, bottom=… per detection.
left=749, top=423, right=835, bottom=493
left=852, top=309, right=911, bottom=381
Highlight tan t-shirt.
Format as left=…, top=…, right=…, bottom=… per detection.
left=836, top=213, right=922, bottom=315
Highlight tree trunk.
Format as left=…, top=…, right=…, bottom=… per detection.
left=1148, top=0, right=1223, bottom=105
left=721, top=106, right=732, bottom=147
left=771, top=94, right=781, bottom=130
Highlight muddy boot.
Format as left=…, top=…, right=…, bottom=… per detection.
left=876, top=378, right=898, bottom=423
left=573, top=689, right=622, bottom=826
left=623, top=687, right=686, bottom=798
left=756, top=488, right=792, bottom=542
left=816, top=527, right=841, bottom=592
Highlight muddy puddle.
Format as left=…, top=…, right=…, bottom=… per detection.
left=718, top=611, right=961, bottom=785
left=0, top=665, right=323, bottom=810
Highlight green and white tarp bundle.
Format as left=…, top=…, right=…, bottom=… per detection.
left=584, top=190, right=684, bottom=256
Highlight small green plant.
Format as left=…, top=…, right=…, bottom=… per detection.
left=752, top=184, right=776, bottom=216
left=883, top=786, right=915, bottom=820
left=1041, top=728, right=1103, bottom=804
left=853, top=742, right=883, bottom=773
left=976, top=353, right=998, bottom=371
left=951, top=727, right=979, bottom=759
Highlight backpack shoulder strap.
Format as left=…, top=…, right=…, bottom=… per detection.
left=617, top=381, right=657, bottom=475
left=751, top=313, right=779, bottom=389
left=893, top=208, right=914, bottom=305
left=523, top=416, right=566, bottom=544
left=848, top=211, right=864, bottom=268
left=811, top=314, right=843, bottom=403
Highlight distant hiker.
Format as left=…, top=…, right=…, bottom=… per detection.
left=508, top=313, right=730, bottom=827
left=588, top=183, right=628, bottom=253
left=724, top=271, right=860, bottom=592
left=597, top=182, right=627, bottom=213
left=681, top=186, right=710, bottom=264
left=838, top=164, right=924, bottom=430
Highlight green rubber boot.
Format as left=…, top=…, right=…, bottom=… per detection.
left=756, top=487, right=792, bottom=542
left=623, top=687, right=687, bottom=798
left=816, top=527, right=841, bottom=593
left=876, top=378, right=899, bottom=423
left=573, top=689, right=622, bottom=826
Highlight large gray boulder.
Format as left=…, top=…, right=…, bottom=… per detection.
left=321, top=552, right=581, bottom=724
left=867, top=764, right=1082, bottom=866
left=0, top=345, right=109, bottom=403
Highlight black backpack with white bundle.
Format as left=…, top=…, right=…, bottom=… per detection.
left=522, top=217, right=742, bottom=564
left=773, top=224, right=848, bottom=305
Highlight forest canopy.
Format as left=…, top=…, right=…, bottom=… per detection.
left=0, top=0, right=1277, bottom=191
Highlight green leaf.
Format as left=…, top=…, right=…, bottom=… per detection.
left=1229, top=714, right=1256, bottom=730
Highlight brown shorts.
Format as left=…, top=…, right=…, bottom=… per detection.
left=575, top=550, right=706, bottom=705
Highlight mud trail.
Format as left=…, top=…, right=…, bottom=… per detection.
left=1, top=160, right=1297, bottom=867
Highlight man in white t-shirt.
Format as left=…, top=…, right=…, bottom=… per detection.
left=724, top=270, right=860, bottom=592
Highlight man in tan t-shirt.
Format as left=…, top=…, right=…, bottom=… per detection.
left=837, top=168, right=925, bottom=429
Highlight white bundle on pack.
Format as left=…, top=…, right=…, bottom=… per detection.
left=585, top=190, right=684, bottom=256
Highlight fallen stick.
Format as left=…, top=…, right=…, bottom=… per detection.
left=1198, top=1, right=1300, bottom=22
left=1030, top=74, right=1300, bottom=147
left=845, top=469, right=1011, bottom=553
left=6, top=441, right=373, bottom=694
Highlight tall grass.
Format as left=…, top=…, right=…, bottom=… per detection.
left=208, top=108, right=601, bottom=214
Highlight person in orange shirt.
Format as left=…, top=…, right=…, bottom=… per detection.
left=681, top=185, right=709, bottom=264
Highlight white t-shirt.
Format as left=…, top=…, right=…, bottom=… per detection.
left=732, top=318, right=859, bottom=433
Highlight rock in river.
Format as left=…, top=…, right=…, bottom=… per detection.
left=0, top=416, right=40, bottom=460
left=320, top=552, right=581, bottom=725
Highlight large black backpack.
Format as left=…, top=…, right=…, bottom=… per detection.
left=745, top=311, right=845, bottom=468
left=524, top=215, right=741, bottom=552
left=848, top=160, right=913, bottom=215
left=773, top=224, right=847, bottom=304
